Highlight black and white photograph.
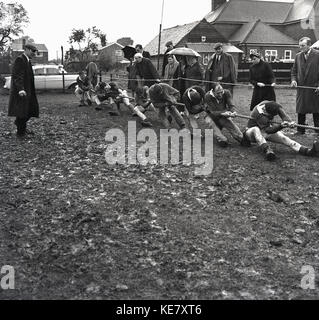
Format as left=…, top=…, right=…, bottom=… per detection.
left=1, top=0, right=319, bottom=305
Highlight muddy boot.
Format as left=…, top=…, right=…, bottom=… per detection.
left=261, top=143, right=276, bottom=161
left=299, top=141, right=319, bottom=157
left=141, top=120, right=153, bottom=127
left=240, top=132, right=251, bottom=147
left=109, top=103, right=120, bottom=116
left=217, top=140, right=228, bottom=148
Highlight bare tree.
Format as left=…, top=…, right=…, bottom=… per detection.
left=0, top=2, right=29, bottom=53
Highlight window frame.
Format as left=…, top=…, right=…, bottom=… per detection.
left=284, top=50, right=292, bottom=60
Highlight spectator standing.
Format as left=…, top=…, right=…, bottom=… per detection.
left=184, top=56, right=204, bottom=90
left=127, top=58, right=138, bottom=97
left=204, top=43, right=237, bottom=94
left=163, top=54, right=179, bottom=88
left=135, top=44, right=151, bottom=59
left=134, top=53, right=160, bottom=88
left=162, top=41, right=174, bottom=77
left=249, top=52, right=276, bottom=111
left=291, top=36, right=319, bottom=135
left=8, top=43, right=39, bottom=137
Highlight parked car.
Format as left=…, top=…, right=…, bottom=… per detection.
left=3, top=64, right=78, bottom=91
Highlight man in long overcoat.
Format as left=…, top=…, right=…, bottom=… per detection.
left=8, top=43, right=39, bottom=137
left=249, top=52, right=276, bottom=111
left=134, top=53, right=160, bottom=88
left=204, top=43, right=237, bottom=94
left=291, top=37, right=319, bottom=134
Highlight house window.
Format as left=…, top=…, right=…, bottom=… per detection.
left=284, top=50, right=292, bottom=60
left=265, top=50, right=278, bottom=62
left=115, top=50, right=123, bottom=57
left=201, top=36, right=206, bottom=42
left=202, top=54, right=210, bottom=65
left=250, top=49, right=258, bottom=55
left=36, top=51, right=43, bottom=57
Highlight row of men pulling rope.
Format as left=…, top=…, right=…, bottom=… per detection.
left=75, top=79, right=319, bottom=161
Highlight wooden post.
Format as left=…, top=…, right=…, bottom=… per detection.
left=157, top=0, right=165, bottom=71
left=61, top=46, right=65, bottom=93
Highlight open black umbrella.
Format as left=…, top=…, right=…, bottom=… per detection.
left=122, top=46, right=137, bottom=60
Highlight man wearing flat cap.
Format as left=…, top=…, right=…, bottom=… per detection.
left=204, top=43, right=237, bottom=95
left=8, top=43, right=39, bottom=137
left=162, top=41, right=174, bottom=77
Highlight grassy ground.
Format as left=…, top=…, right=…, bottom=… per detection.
left=0, top=87, right=319, bottom=300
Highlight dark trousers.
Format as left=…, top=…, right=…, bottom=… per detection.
left=297, top=113, right=319, bottom=133
left=15, top=117, right=30, bottom=135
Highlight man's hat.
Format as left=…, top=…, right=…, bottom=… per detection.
left=214, top=43, right=223, bottom=50
left=249, top=51, right=261, bottom=59
left=24, top=43, right=38, bottom=52
left=166, top=41, right=173, bottom=47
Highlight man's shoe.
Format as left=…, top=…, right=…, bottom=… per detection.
left=109, top=111, right=120, bottom=116
left=141, top=120, right=153, bottom=127
left=265, top=149, right=276, bottom=161
left=87, top=99, right=92, bottom=106
left=308, top=141, right=319, bottom=156
left=16, top=131, right=26, bottom=138
left=218, top=140, right=228, bottom=148
left=240, top=133, right=251, bottom=147
left=293, top=131, right=305, bottom=136
left=95, top=106, right=102, bottom=111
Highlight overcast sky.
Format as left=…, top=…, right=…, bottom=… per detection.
left=5, top=0, right=293, bottom=60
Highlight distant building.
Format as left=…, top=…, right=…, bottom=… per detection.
left=144, top=19, right=231, bottom=70
left=145, top=0, right=319, bottom=70
left=206, top=0, right=319, bottom=60
left=98, top=42, right=129, bottom=71
left=11, top=40, right=49, bottom=64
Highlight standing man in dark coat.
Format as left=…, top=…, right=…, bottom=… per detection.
left=249, top=52, right=276, bottom=111
left=184, top=56, right=204, bottom=90
left=135, top=44, right=151, bottom=59
left=134, top=53, right=160, bottom=88
left=8, top=43, right=39, bottom=137
left=204, top=43, right=237, bottom=94
left=291, top=37, right=319, bottom=135
left=162, top=41, right=174, bottom=77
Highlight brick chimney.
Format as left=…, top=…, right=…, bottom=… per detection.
left=211, top=0, right=226, bottom=11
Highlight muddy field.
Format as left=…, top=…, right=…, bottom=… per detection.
left=0, top=87, right=319, bottom=300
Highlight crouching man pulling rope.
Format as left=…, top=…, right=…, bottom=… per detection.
left=148, top=83, right=186, bottom=129
left=242, top=100, right=319, bottom=160
left=204, top=83, right=248, bottom=147
left=181, top=86, right=206, bottom=130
